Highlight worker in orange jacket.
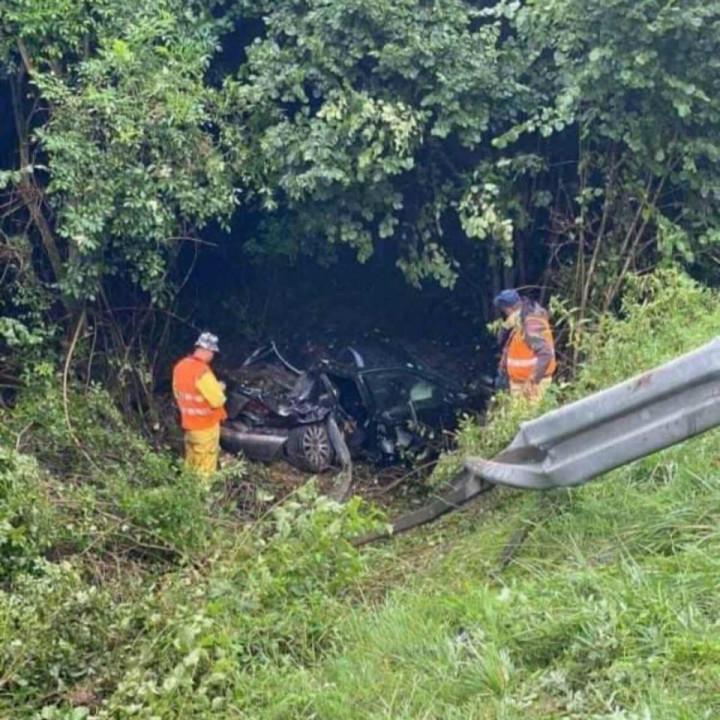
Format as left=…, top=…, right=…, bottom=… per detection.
left=172, top=332, right=227, bottom=481
left=494, top=289, right=557, bottom=404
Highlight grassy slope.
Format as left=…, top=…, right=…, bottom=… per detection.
left=2, top=271, right=719, bottom=719
left=252, top=272, right=720, bottom=719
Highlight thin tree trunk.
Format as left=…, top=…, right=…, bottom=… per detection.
left=10, top=65, right=66, bottom=288
left=603, top=168, right=673, bottom=313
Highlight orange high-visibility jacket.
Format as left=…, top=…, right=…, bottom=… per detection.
left=505, top=310, right=557, bottom=383
left=172, top=356, right=227, bottom=431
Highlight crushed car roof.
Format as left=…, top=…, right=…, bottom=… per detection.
left=330, top=343, right=419, bottom=370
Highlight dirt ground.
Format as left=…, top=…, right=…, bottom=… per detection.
left=217, top=448, right=439, bottom=518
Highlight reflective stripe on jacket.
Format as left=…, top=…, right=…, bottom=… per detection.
left=172, top=356, right=227, bottom=431
left=505, top=310, right=557, bottom=383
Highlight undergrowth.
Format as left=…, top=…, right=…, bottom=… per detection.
left=2, top=268, right=719, bottom=718
left=0, top=371, right=382, bottom=718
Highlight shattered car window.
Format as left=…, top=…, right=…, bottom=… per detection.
left=364, top=371, right=443, bottom=415
left=409, top=379, right=435, bottom=404
left=364, top=372, right=410, bottom=412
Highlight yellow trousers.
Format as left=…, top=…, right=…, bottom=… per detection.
left=184, top=424, right=220, bottom=481
left=510, top=378, right=552, bottom=405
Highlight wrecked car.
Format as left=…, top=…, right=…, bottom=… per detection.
left=220, top=342, right=492, bottom=472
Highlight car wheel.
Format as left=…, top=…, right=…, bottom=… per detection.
left=287, top=423, right=334, bottom=472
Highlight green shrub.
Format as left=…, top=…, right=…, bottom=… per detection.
left=0, top=447, right=57, bottom=580
left=573, top=269, right=719, bottom=395
left=1, top=373, right=219, bottom=562
left=2, top=370, right=167, bottom=482
left=98, top=483, right=381, bottom=718
left=0, top=561, right=125, bottom=712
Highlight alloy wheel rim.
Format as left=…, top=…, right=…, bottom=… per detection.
left=302, top=425, right=332, bottom=469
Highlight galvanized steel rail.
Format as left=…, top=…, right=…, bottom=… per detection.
left=355, top=338, right=720, bottom=545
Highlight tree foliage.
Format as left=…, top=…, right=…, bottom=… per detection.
left=224, top=0, right=720, bottom=297
left=2, top=0, right=235, bottom=301
left=2, top=0, right=720, bottom=377
left=1, top=0, right=237, bottom=410
left=225, top=0, right=528, bottom=285
left=509, top=0, right=720, bottom=317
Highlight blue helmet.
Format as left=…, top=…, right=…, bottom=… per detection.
left=493, top=289, right=521, bottom=309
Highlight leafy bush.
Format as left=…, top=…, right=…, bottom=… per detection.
left=1, top=372, right=215, bottom=561
left=0, top=404, right=382, bottom=720
left=100, top=483, right=381, bottom=718
left=0, top=561, right=124, bottom=712
left=4, top=368, right=165, bottom=480
left=0, top=447, right=57, bottom=580
left=573, top=269, right=719, bottom=394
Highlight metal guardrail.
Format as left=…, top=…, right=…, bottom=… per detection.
left=466, top=338, right=720, bottom=489
left=355, top=338, right=720, bottom=545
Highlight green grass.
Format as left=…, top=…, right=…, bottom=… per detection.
left=238, top=436, right=720, bottom=719
left=2, top=269, right=720, bottom=718
left=236, top=271, right=720, bottom=719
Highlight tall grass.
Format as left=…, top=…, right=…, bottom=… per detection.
left=3, top=270, right=720, bottom=718
left=242, top=270, right=720, bottom=719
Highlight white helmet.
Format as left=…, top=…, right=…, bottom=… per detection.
left=195, top=331, right=220, bottom=353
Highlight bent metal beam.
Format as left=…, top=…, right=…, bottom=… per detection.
left=354, top=338, right=720, bottom=546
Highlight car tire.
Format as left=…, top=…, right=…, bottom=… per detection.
left=286, top=423, right=334, bottom=472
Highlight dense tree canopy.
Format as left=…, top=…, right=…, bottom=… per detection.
left=231, top=0, right=720, bottom=302
left=2, top=0, right=720, bottom=378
